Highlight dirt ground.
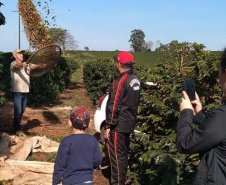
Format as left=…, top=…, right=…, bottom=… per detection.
left=0, top=73, right=110, bottom=184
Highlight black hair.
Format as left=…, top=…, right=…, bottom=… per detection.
left=114, top=55, right=134, bottom=69
left=120, top=63, right=133, bottom=69
left=220, top=48, right=226, bottom=72
left=71, top=119, right=87, bottom=130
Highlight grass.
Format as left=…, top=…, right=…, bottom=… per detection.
left=27, top=179, right=36, bottom=182
left=0, top=180, right=13, bottom=185
left=47, top=152, right=57, bottom=162
left=26, top=155, right=36, bottom=161
left=49, top=135, right=64, bottom=143
left=71, top=63, right=83, bottom=82
left=26, top=151, right=57, bottom=163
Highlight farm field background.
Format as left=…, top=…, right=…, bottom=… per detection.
left=65, top=50, right=163, bottom=67
left=65, top=50, right=221, bottom=67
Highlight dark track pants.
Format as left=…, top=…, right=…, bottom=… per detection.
left=108, top=131, right=130, bottom=185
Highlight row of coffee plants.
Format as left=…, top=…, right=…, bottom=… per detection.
left=0, top=52, right=77, bottom=107
left=83, top=41, right=221, bottom=184
left=83, top=58, right=118, bottom=104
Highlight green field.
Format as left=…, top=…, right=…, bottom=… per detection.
left=65, top=50, right=162, bottom=67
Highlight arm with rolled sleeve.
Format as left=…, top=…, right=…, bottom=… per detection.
left=52, top=139, right=70, bottom=185
left=176, top=108, right=226, bottom=154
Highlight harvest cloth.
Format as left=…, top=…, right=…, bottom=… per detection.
left=0, top=160, right=54, bottom=185
left=0, top=135, right=60, bottom=185
left=0, top=135, right=59, bottom=160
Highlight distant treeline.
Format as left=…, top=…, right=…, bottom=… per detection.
left=65, top=50, right=221, bottom=67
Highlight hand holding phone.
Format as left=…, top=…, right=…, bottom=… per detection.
left=184, top=79, right=195, bottom=101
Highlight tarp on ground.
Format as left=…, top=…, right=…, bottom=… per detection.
left=0, top=132, right=60, bottom=184
left=0, top=160, right=54, bottom=185
left=0, top=133, right=59, bottom=161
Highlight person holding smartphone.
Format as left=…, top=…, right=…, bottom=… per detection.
left=176, top=49, right=226, bottom=184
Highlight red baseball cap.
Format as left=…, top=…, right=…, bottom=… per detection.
left=70, top=106, right=90, bottom=130
left=115, top=51, right=134, bottom=65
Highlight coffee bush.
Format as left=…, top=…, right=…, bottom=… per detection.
left=83, top=42, right=222, bottom=184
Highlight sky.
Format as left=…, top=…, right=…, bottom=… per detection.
left=0, top=0, right=226, bottom=52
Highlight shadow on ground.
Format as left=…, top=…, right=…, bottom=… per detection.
left=23, top=119, right=42, bottom=131
left=67, top=81, right=83, bottom=90
left=42, top=111, right=61, bottom=124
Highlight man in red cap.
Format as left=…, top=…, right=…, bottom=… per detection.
left=104, top=51, right=140, bottom=185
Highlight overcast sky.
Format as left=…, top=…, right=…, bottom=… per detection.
left=1, top=0, right=226, bottom=52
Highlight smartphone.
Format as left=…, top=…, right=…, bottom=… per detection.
left=184, top=79, right=195, bottom=101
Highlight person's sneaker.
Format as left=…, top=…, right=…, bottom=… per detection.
left=16, top=130, right=26, bottom=137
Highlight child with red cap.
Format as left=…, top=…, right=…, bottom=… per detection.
left=52, top=106, right=102, bottom=185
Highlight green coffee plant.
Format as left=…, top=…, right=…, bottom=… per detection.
left=83, top=58, right=118, bottom=104
left=82, top=42, right=221, bottom=184
left=128, top=42, right=221, bottom=184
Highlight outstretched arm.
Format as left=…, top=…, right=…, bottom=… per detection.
left=12, top=62, right=28, bottom=70
left=30, top=62, right=57, bottom=70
